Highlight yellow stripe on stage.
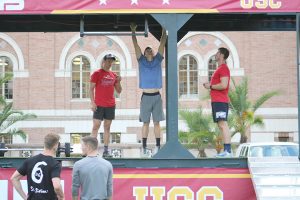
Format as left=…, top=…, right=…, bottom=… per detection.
left=51, top=9, right=219, bottom=14
left=113, top=174, right=251, bottom=179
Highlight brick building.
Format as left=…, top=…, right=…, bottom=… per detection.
left=0, top=31, right=297, bottom=157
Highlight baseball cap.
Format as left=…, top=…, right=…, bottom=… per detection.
left=103, top=54, right=116, bottom=60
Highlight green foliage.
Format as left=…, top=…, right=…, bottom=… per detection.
left=228, top=77, right=280, bottom=143
left=179, top=108, right=219, bottom=157
left=0, top=75, right=36, bottom=142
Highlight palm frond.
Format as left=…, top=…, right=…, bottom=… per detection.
left=227, top=77, right=278, bottom=143
left=3, top=129, right=27, bottom=140
left=252, top=91, right=280, bottom=112
left=252, top=116, right=264, bottom=127
left=0, top=97, right=5, bottom=105
left=0, top=87, right=37, bottom=140
left=1, top=114, right=36, bottom=132
left=229, top=77, right=251, bottom=115
left=179, top=109, right=212, bottom=133
left=0, top=73, right=13, bottom=85
left=179, top=107, right=218, bottom=156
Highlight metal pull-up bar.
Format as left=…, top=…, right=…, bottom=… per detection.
left=80, top=16, right=149, bottom=37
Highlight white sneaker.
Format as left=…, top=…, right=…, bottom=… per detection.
left=141, top=148, right=152, bottom=158
left=215, top=151, right=232, bottom=158
left=153, top=146, right=160, bottom=155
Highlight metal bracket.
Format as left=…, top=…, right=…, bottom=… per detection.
left=80, top=15, right=148, bottom=37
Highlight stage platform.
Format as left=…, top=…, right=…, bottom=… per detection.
left=0, top=157, right=248, bottom=168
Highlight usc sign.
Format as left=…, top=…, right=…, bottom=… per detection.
left=0, top=168, right=256, bottom=200
left=241, top=0, right=282, bottom=9
left=133, top=186, right=223, bottom=200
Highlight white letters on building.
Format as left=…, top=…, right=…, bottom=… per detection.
left=0, top=0, right=24, bottom=11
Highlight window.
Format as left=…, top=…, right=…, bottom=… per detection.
left=275, top=132, right=293, bottom=142
left=0, top=56, right=13, bottom=100
left=111, top=57, right=121, bottom=98
left=208, top=55, right=218, bottom=82
left=179, top=55, right=198, bottom=98
left=0, top=134, right=13, bottom=144
left=72, top=56, right=90, bottom=99
left=100, top=132, right=121, bottom=144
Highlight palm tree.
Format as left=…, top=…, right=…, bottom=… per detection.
left=228, top=77, right=280, bottom=143
left=179, top=108, right=220, bottom=157
left=0, top=74, right=36, bottom=142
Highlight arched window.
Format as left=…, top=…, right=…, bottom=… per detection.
left=72, top=55, right=91, bottom=99
left=111, top=57, right=121, bottom=98
left=179, top=55, right=198, bottom=98
left=208, top=55, right=218, bottom=82
left=0, top=56, right=13, bottom=100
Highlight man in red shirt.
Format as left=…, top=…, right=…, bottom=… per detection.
left=90, top=54, right=122, bottom=157
left=203, top=47, right=231, bottom=157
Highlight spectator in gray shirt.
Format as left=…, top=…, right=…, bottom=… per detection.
left=72, top=136, right=113, bottom=200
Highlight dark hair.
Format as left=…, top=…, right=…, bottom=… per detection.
left=82, top=136, right=98, bottom=150
left=144, top=46, right=152, bottom=56
left=218, top=47, right=230, bottom=60
left=44, top=133, right=60, bottom=150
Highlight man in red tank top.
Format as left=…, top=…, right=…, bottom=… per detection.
left=203, top=47, right=231, bottom=157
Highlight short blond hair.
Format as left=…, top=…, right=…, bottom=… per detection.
left=44, top=133, right=60, bottom=150
left=82, top=136, right=98, bottom=150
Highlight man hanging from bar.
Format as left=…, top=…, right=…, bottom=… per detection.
left=130, top=23, right=167, bottom=157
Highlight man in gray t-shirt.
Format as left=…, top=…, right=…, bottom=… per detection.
left=72, top=136, right=113, bottom=200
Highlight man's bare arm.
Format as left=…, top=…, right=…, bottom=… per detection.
left=52, top=177, right=65, bottom=200
left=114, top=76, right=122, bottom=94
left=10, top=171, right=27, bottom=200
left=211, top=77, right=229, bottom=90
left=130, top=23, right=142, bottom=60
left=203, top=77, right=229, bottom=90
left=158, top=28, right=167, bottom=56
left=90, top=82, right=97, bottom=112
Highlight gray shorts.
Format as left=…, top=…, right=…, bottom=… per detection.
left=139, top=92, right=165, bottom=123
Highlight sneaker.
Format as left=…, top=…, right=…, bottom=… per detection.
left=141, top=148, right=152, bottom=158
left=153, top=146, right=160, bottom=155
left=215, top=151, right=232, bottom=158
left=102, top=151, right=112, bottom=158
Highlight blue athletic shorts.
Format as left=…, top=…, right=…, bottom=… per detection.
left=211, top=102, right=229, bottom=123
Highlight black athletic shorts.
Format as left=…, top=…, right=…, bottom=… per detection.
left=93, top=106, right=115, bottom=120
left=211, top=102, right=229, bottom=123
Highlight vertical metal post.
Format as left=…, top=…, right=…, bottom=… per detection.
left=297, top=13, right=300, bottom=159
left=165, top=23, right=179, bottom=142
left=151, top=14, right=194, bottom=158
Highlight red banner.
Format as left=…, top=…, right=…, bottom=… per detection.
left=0, top=168, right=256, bottom=200
left=0, top=0, right=299, bottom=14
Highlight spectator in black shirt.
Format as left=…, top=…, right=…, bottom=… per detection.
left=10, top=133, right=64, bottom=200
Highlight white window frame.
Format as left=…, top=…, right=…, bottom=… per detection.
left=178, top=54, right=199, bottom=99
left=68, top=51, right=95, bottom=101
left=71, top=56, right=90, bottom=99
left=0, top=56, right=13, bottom=100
